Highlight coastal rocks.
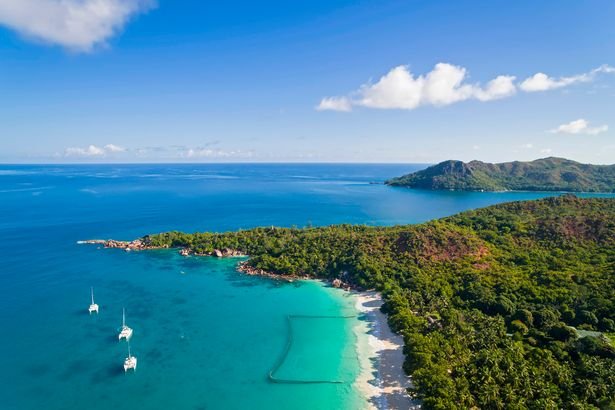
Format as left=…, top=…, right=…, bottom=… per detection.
left=332, top=278, right=343, bottom=288
left=80, top=239, right=164, bottom=251
left=83, top=239, right=245, bottom=260
left=177, top=247, right=245, bottom=258
left=238, top=261, right=303, bottom=282
left=216, top=248, right=244, bottom=257
left=209, top=248, right=245, bottom=257
left=104, top=239, right=163, bottom=251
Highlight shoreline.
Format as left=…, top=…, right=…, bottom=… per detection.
left=82, top=240, right=419, bottom=407
left=352, top=291, right=420, bottom=410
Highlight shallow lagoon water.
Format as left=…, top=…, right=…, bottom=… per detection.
left=1, top=163, right=612, bottom=409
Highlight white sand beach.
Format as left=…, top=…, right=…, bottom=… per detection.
left=353, top=291, right=421, bottom=410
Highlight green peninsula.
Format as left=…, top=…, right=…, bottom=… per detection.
left=146, top=196, right=614, bottom=408
left=386, top=157, right=615, bottom=192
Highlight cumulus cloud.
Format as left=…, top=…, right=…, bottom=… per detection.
left=104, top=143, right=125, bottom=152
left=64, top=143, right=125, bottom=157
left=474, top=75, right=518, bottom=102
left=520, top=65, right=615, bottom=92
left=316, top=97, right=352, bottom=112
left=317, top=63, right=516, bottom=111
left=0, top=0, right=154, bottom=51
left=358, top=64, right=516, bottom=110
left=550, top=119, right=608, bottom=135
left=317, top=63, right=615, bottom=112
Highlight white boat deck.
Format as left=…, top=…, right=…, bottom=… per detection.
left=124, top=355, right=137, bottom=372
left=118, top=326, right=133, bottom=340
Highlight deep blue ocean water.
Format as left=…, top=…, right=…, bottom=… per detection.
left=1, top=163, right=612, bottom=410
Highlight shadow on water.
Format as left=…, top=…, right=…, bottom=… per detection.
left=90, top=363, right=126, bottom=384
left=61, top=359, right=90, bottom=380
left=73, top=308, right=90, bottom=317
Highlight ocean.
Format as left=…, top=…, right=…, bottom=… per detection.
left=1, top=163, right=611, bottom=409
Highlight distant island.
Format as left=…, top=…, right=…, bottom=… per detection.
left=100, top=195, right=615, bottom=408
left=386, top=157, right=615, bottom=192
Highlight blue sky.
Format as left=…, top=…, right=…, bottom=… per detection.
left=0, top=0, right=614, bottom=163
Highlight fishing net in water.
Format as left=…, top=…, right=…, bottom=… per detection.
left=268, top=315, right=357, bottom=384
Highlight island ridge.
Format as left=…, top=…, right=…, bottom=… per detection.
left=386, top=157, right=615, bottom=192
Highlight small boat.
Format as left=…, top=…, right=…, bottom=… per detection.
left=124, top=341, right=137, bottom=372
left=118, top=308, right=133, bottom=341
left=88, top=287, right=99, bottom=314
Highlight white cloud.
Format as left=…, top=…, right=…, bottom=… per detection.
left=550, top=119, right=608, bottom=135
left=540, top=148, right=552, bottom=154
left=182, top=147, right=253, bottom=159
left=316, top=96, right=352, bottom=112
left=318, top=63, right=615, bottom=112
left=520, top=65, right=615, bottom=92
left=65, top=144, right=105, bottom=156
left=0, top=0, right=154, bottom=51
left=131, top=145, right=253, bottom=160
left=521, top=143, right=533, bottom=149
left=104, top=143, right=125, bottom=152
left=356, top=64, right=516, bottom=110
left=474, top=75, right=517, bottom=101
left=316, top=97, right=352, bottom=112
left=64, top=143, right=125, bottom=157
left=318, top=63, right=516, bottom=111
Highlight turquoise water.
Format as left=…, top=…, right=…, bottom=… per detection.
left=1, top=164, right=612, bottom=410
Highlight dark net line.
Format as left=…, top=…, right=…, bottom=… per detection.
left=268, top=314, right=357, bottom=384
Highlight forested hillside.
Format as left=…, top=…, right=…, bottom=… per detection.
left=148, top=195, right=615, bottom=408
left=386, top=157, right=615, bottom=192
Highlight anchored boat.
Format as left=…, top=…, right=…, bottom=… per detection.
left=124, top=341, right=137, bottom=372
left=118, top=308, right=133, bottom=341
left=88, top=287, right=99, bottom=314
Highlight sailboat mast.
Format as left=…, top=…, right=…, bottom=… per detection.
left=127, top=341, right=132, bottom=358
left=123, top=308, right=126, bottom=327
left=91, top=287, right=94, bottom=304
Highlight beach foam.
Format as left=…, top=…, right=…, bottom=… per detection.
left=353, top=291, right=421, bottom=409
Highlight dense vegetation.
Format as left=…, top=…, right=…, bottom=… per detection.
left=386, top=157, right=615, bottom=192
left=147, top=196, right=615, bottom=408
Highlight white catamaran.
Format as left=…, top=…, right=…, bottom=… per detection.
left=88, top=287, right=99, bottom=314
left=118, top=308, right=133, bottom=341
left=124, top=341, right=137, bottom=372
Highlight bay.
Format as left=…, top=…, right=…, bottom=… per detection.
left=0, top=164, right=611, bottom=409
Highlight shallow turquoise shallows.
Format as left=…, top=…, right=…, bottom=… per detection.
left=1, top=164, right=612, bottom=410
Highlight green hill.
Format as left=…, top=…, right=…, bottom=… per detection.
left=146, top=195, right=615, bottom=408
left=386, top=157, right=615, bottom=192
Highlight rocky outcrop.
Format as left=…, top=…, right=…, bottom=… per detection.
left=177, top=247, right=245, bottom=258
left=237, top=261, right=303, bottom=282
left=80, top=239, right=165, bottom=251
